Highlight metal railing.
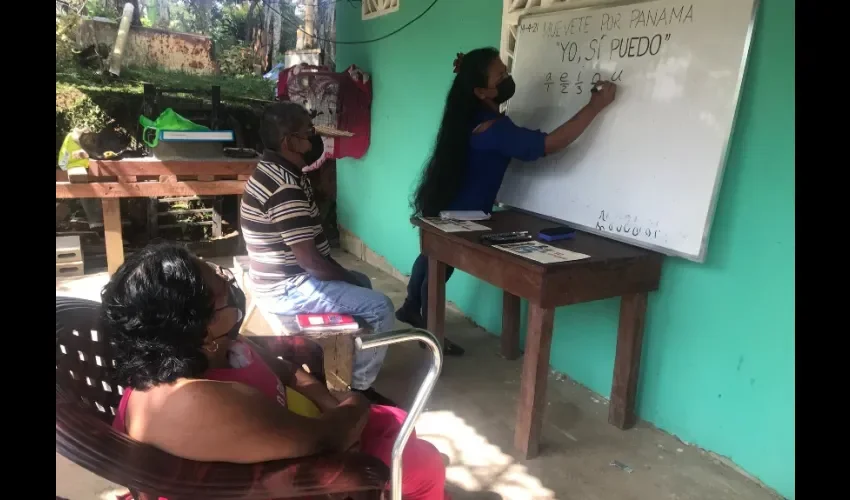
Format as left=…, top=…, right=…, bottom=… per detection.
left=356, top=328, right=444, bottom=500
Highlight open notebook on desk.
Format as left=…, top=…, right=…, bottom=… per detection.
left=439, top=210, right=491, bottom=221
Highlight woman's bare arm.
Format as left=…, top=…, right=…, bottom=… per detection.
left=241, top=337, right=340, bottom=413
left=289, top=365, right=341, bottom=413
left=132, top=380, right=370, bottom=463
left=544, top=81, right=617, bottom=155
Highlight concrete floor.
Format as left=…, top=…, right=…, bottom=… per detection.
left=56, top=251, right=780, bottom=500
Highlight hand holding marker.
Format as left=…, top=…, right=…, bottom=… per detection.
left=590, top=80, right=617, bottom=111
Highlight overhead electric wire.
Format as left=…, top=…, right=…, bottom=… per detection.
left=264, top=0, right=440, bottom=45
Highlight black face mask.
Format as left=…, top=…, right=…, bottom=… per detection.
left=209, top=285, right=246, bottom=343
left=224, top=284, right=246, bottom=340
left=493, top=76, right=516, bottom=105
left=208, top=263, right=246, bottom=343
left=303, top=134, right=325, bottom=166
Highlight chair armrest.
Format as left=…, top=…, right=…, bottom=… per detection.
left=257, top=452, right=389, bottom=498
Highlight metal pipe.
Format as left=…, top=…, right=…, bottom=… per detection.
left=108, top=3, right=135, bottom=77
left=356, top=328, right=443, bottom=500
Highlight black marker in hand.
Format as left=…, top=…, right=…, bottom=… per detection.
left=590, top=80, right=617, bottom=111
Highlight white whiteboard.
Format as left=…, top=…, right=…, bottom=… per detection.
left=498, top=0, right=758, bottom=262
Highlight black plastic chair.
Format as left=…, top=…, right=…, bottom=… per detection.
left=56, top=296, right=388, bottom=499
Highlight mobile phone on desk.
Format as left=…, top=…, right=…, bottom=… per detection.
left=538, top=226, right=577, bottom=242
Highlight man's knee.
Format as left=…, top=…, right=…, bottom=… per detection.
left=376, top=293, right=395, bottom=325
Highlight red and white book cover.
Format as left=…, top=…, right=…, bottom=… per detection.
left=295, top=313, right=360, bottom=332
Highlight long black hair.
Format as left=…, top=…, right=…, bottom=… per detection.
left=412, top=47, right=500, bottom=217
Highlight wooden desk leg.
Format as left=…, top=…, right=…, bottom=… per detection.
left=514, top=303, right=555, bottom=459
left=426, top=256, right=446, bottom=345
left=102, top=199, right=125, bottom=276
left=501, top=291, right=521, bottom=360
left=609, top=292, right=648, bottom=429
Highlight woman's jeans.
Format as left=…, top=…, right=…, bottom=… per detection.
left=404, top=254, right=455, bottom=317
left=254, top=270, right=391, bottom=390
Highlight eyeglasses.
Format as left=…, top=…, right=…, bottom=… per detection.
left=200, top=260, right=240, bottom=312
left=202, top=261, right=245, bottom=342
left=206, top=261, right=236, bottom=284
left=291, top=126, right=316, bottom=140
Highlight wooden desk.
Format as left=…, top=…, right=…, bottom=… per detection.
left=413, top=210, right=663, bottom=459
left=55, top=157, right=257, bottom=274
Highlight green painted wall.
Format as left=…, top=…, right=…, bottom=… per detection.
left=336, top=1, right=795, bottom=498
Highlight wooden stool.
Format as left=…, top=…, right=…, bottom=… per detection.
left=234, top=256, right=363, bottom=392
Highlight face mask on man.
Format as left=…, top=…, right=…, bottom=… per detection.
left=302, top=133, right=325, bottom=166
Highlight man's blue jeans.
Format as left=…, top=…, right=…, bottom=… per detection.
left=254, top=270, right=392, bottom=390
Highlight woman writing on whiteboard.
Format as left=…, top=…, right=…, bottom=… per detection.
left=396, top=47, right=617, bottom=355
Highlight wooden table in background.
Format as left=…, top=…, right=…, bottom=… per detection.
left=55, top=157, right=258, bottom=274
left=413, top=210, right=663, bottom=459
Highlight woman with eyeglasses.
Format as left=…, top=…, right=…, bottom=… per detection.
left=101, top=242, right=450, bottom=500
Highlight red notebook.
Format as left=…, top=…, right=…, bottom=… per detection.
left=295, top=313, right=360, bottom=332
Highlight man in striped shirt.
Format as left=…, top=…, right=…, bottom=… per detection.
left=240, top=102, right=391, bottom=403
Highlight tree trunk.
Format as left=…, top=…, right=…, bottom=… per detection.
left=272, top=4, right=282, bottom=63
left=246, top=0, right=261, bottom=42
left=149, top=0, right=169, bottom=28
left=114, top=0, right=141, bottom=26
left=302, top=1, right=316, bottom=50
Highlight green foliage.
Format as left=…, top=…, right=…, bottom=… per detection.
left=56, top=1, right=86, bottom=70
left=57, top=65, right=275, bottom=101
left=166, top=0, right=301, bottom=76
left=55, top=66, right=273, bottom=159
left=84, top=0, right=119, bottom=19
left=217, top=42, right=261, bottom=76
left=57, top=0, right=297, bottom=84
left=56, top=88, right=110, bottom=133
left=276, top=1, right=300, bottom=59
left=55, top=82, right=112, bottom=155
left=168, top=0, right=208, bottom=34
left=56, top=19, right=77, bottom=69
left=55, top=1, right=276, bottom=164
left=212, top=1, right=252, bottom=53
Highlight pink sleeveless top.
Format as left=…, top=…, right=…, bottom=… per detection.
left=112, top=341, right=287, bottom=433
left=110, top=342, right=288, bottom=500
left=109, top=343, right=431, bottom=500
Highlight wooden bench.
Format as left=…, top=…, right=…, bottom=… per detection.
left=56, top=159, right=258, bottom=275
left=234, top=256, right=361, bottom=391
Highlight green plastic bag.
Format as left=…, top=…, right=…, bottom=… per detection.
left=139, top=108, right=209, bottom=148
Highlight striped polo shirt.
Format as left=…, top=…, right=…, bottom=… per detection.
left=240, top=150, right=331, bottom=296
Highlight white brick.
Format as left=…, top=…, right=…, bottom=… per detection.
left=56, top=235, right=83, bottom=263
left=56, top=260, right=85, bottom=278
